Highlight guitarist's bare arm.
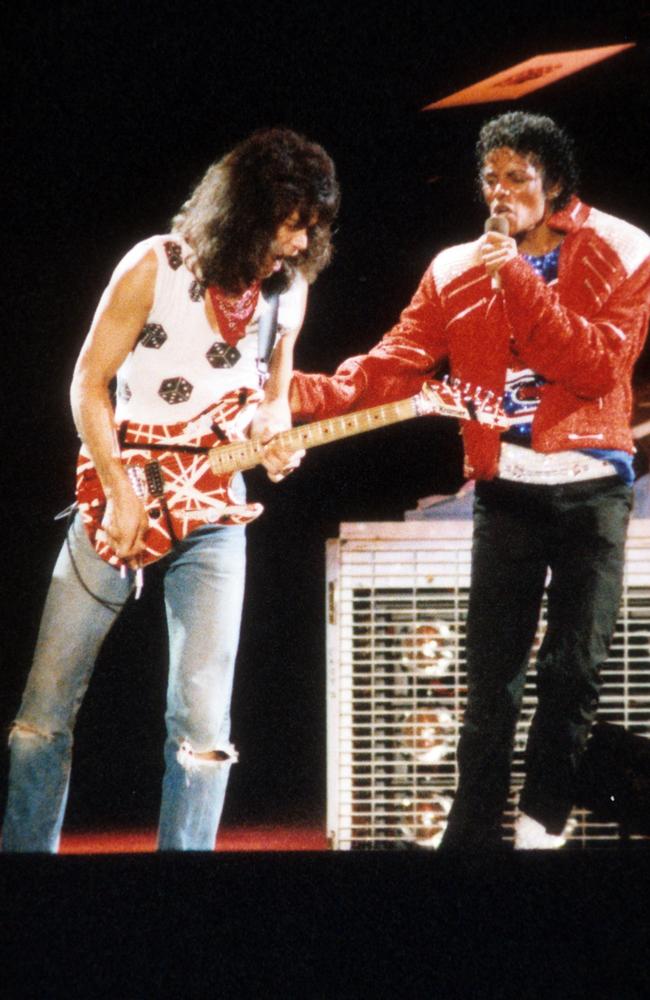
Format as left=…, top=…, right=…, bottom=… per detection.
left=70, top=247, right=157, bottom=565
left=251, top=287, right=308, bottom=482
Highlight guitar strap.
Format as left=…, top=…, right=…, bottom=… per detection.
left=256, top=292, right=280, bottom=386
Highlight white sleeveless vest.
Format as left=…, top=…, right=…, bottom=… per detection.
left=114, top=234, right=306, bottom=424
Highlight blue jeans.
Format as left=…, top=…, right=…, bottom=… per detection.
left=2, top=511, right=246, bottom=852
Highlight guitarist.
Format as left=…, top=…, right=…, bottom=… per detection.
left=290, top=112, right=650, bottom=850
left=2, top=128, right=339, bottom=852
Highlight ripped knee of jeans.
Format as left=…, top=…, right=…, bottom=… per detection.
left=176, top=738, right=239, bottom=774
left=8, top=721, right=57, bottom=747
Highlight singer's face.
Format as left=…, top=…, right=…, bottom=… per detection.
left=481, top=148, right=558, bottom=240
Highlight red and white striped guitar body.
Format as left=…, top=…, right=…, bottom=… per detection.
left=76, top=387, right=265, bottom=568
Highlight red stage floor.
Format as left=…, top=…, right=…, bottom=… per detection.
left=59, top=824, right=330, bottom=853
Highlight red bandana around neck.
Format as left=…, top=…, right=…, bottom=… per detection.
left=207, top=282, right=261, bottom=347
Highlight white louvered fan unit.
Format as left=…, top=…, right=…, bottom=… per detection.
left=326, top=520, right=650, bottom=849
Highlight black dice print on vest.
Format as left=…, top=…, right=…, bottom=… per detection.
left=138, top=323, right=168, bottom=349
left=164, top=242, right=183, bottom=270
left=206, top=342, right=241, bottom=369
left=159, top=376, right=193, bottom=405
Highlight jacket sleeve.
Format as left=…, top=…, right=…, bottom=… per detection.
left=291, top=267, right=449, bottom=421
left=500, top=254, right=650, bottom=399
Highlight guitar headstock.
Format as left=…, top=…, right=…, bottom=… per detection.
left=415, top=378, right=508, bottom=429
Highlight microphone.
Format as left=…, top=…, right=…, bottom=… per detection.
left=484, top=214, right=509, bottom=290
left=484, top=214, right=509, bottom=236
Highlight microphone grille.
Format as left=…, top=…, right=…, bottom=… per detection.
left=484, top=214, right=509, bottom=235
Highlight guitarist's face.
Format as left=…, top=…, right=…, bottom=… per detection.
left=260, top=210, right=314, bottom=277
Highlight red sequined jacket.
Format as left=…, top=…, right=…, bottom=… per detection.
left=291, top=198, right=650, bottom=479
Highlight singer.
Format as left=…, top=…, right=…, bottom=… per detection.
left=290, top=111, right=650, bottom=849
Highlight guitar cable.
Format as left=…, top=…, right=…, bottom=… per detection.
left=56, top=503, right=130, bottom=614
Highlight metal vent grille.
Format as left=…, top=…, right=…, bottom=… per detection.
left=326, top=521, right=650, bottom=849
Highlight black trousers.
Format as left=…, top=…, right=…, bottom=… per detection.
left=441, top=475, right=632, bottom=848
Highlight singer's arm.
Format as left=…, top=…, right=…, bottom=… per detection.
left=497, top=252, right=650, bottom=398
left=291, top=266, right=448, bottom=421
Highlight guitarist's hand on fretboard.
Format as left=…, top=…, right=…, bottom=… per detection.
left=250, top=398, right=306, bottom=483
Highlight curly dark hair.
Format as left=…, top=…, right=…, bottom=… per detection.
left=476, top=111, right=579, bottom=211
left=172, top=127, right=340, bottom=294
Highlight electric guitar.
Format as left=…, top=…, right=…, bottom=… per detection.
left=75, top=378, right=506, bottom=568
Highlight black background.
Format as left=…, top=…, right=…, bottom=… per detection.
left=4, top=0, right=650, bottom=837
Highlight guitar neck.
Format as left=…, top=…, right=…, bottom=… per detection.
left=209, top=396, right=420, bottom=475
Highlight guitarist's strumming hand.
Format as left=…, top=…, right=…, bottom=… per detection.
left=250, top=398, right=306, bottom=483
left=101, top=476, right=150, bottom=569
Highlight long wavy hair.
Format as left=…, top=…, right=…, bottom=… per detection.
left=172, top=127, right=340, bottom=294
left=476, top=111, right=580, bottom=211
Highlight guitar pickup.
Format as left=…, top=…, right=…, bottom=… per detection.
left=145, top=460, right=165, bottom=497
left=126, top=464, right=147, bottom=500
